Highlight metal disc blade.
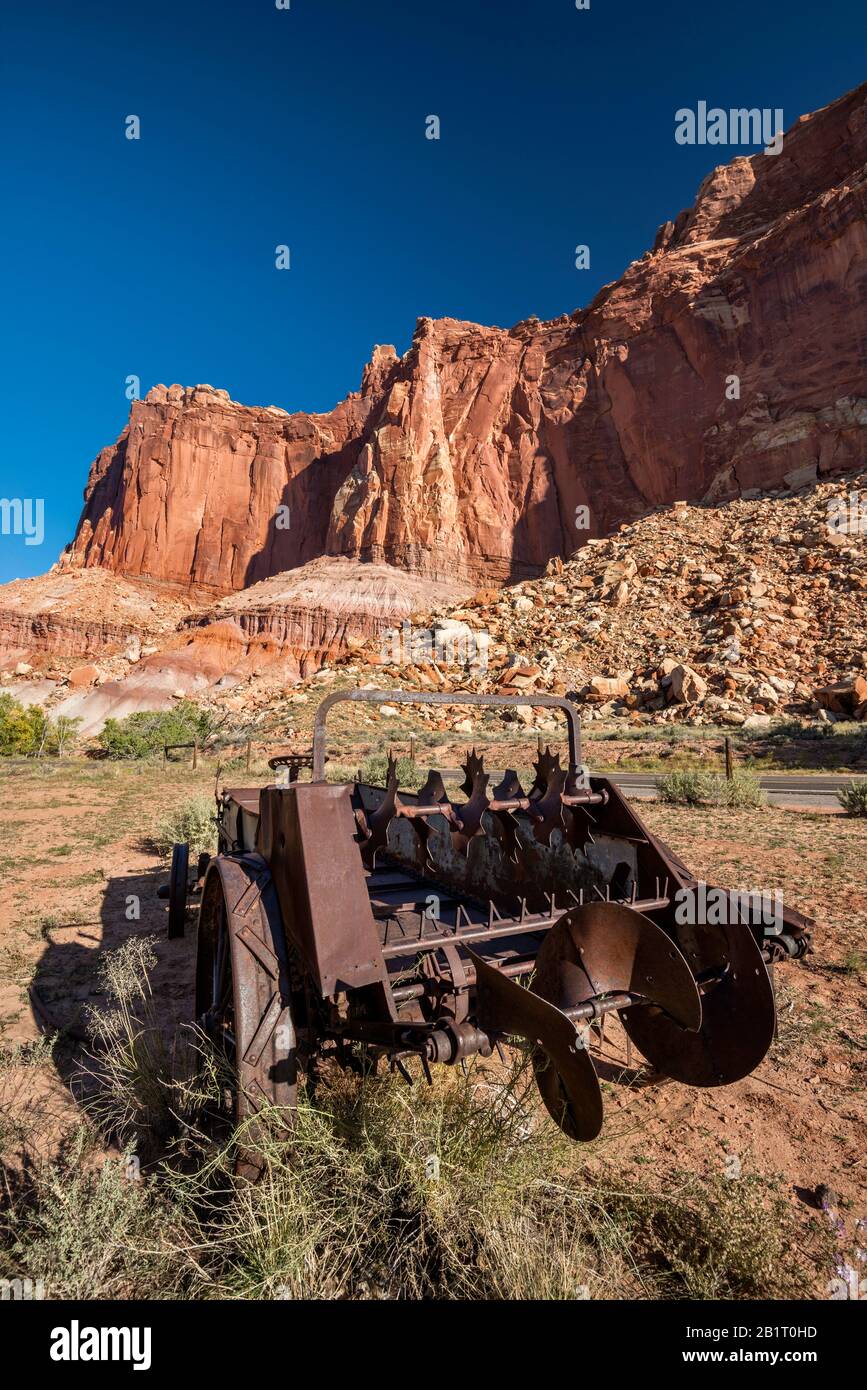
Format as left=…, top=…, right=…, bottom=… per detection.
left=468, top=947, right=603, bottom=1141
left=531, top=1042, right=603, bottom=1142
left=622, top=917, right=776, bottom=1086
left=533, top=902, right=702, bottom=1032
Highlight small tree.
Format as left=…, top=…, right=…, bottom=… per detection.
left=98, top=701, right=212, bottom=759
left=0, top=694, right=47, bottom=756
left=50, top=714, right=82, bottom=757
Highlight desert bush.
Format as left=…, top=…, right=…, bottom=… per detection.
left=0, top=1126, right=183, bottom=1299
left=98, top=701, right=212, bottom=759
left=360, top=752, right=420, bottom=788
left=163, top=1058, right=630, bottom=1301
left=717, top=769, right=765, bottom=808
left=604, top=1169, right=807, bottom=1300
left=659, top=770, right=717, bottom=805
left=81, top=937, right=189, bottom=1157
left=659, top=768, right=765, bottom=809
left=159, top=1062, right=809, bottom=1301
left=837, top=780, right=867, bottom=817
left=151, top=794, right=217, bottom=858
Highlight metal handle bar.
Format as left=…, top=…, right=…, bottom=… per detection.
left=312, top=689, right=582, bottom=782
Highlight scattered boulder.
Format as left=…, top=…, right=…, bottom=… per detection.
left=585, top=675, right=630, bottom=702
left=815, top=676, right=867, bottom=721
left=668, top=664, right=708, bottom=705
left=67, top=664, right=100, bottom=689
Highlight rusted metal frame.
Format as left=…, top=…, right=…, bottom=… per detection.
left=391, top=956, right=634, bottom=1024
left=390, top=788, right=606, bottom=821
left=381, top=913, right=560, bottom=958
left=312, top=688, right=583, bottom=782
left=331, top=1015, right=491, bottom=1063
left=379, top=889, right=672, bottom=961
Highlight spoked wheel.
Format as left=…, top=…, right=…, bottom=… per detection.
left=195, top=854, right=301, bottom=1174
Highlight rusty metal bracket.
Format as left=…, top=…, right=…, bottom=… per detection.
left=312, top=688, right=583, bottom=782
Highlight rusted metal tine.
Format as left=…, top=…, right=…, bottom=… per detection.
left=397, top=802, right=456, bottom=820
left=382, top=912, right=560, bottom=959
left=372, top=899, right=454, bottom=919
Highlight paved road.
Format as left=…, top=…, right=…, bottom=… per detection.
left=608, top=771, right=861, bottom=808
left=441, top=767, right=860, bottom=807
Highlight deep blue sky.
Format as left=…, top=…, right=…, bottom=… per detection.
left=1, top=0, right=864, bottom=581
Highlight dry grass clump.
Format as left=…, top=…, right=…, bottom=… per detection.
left=1, top=942, right=813, bottom=1301
left=150, top=795, right=217, bottom=858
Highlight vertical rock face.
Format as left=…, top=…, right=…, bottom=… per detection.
left=70, top=375, right=390, bottom=594
left=69, top=83, right=867, bottom=595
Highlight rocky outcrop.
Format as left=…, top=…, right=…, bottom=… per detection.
left=67, top=84, right=867, bottom=596
left=179, top=556, right=470, bottom=681
left=0, top=569, right=192, bottom=668
left=360, top=465, right=867, bottom=731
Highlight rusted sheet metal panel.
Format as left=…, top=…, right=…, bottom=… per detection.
left=259, top=783, right=390, bottom=998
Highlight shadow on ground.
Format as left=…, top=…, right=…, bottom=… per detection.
left=28, top=864, right=198, bottom=1097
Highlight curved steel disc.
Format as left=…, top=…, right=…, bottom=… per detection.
left=532, top=902, right=702, bottom=1032
left=622, top=916, right=776, bottom=1087
left=468, top=947, right=603, bottom=1141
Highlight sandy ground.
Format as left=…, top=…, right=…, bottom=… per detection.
left=0, top=758, right=864, bottom=1295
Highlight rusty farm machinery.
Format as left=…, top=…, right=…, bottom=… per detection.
left=164, top=689, right=812, bottom=1146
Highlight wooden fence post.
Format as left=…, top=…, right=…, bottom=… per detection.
left=724, top=736, right=733, bottom=781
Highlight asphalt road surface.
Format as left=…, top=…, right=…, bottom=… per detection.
left=440, top=767, right=859, bottom=808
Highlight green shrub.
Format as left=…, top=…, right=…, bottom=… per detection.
left=0, top=695, right=80, bottom=758
left=837, top=780, right=867, bottom=817
left=0, top=694, right=47, bottom=755
left=98, top=701, right=212, bottom=759
left=718, top=769, right=766, bottom=808
left=659, top=768, right=765, bottom=809
left=360, top=752, right=420, bottom=788
left=151, top=794, right=217, bottom=858
left=659, top=770, right=718, bottom=805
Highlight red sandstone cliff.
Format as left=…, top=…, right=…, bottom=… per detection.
left=60, top=82, right=867, bottom=597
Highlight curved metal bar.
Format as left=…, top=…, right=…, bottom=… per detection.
left=312, top=688, right=583, bottom=782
